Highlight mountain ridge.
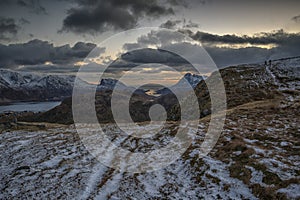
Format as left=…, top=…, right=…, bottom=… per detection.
left=17, top=56, right=300, bottom=124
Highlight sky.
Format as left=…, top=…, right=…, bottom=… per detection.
left=0, top=0, right=299, bottom=85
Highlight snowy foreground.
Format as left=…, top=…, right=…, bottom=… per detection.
left=1, top=98, right=299, bottom=200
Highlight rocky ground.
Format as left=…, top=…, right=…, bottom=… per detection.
left=0, top=95, right=299, bottom=199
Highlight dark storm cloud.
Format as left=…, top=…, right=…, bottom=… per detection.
left=159, top=19, right=200, bottom=30
left=17, top=0, right=48, bottom=15
left=123, top=29, right=300, bottom=68
left=105, top=48, right=197, bottom=76
left=0, top=39, right=104, bottom=68
left=184, top=20, right=199, bottom=28
left=197, top=31, right=300, bottom=66
left=18, top=64, right=80, bottom=73
left=123, top=30, right=186, bottom=51
left=0, top=0, right=48, bottom=15
left=60, top=0, right=174, bottom=34
left=291, top=14, right=300, bottom=23
left=159, top=20, right=181, bottom=29
left=187, top=29, right=300, bottom=47
left=180, top=29, right=300, bottom=66
left=0, top=17, right=20, bottom=42
left=167, top=0, right=206, bottom=8
left=120, top=48, right=188, bottom=65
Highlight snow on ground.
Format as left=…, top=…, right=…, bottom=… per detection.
left=1, top=84, right=300, bottom=199
left=0, top=113, right=299, bottom=199
left=277, top=184, right=300, bottom=199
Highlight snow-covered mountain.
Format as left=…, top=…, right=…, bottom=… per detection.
left=0, top=69, right=77, bottom=103
left=174, top=73, right=204, bottom=88
left=0, top=69, right=40, bottom=87
left=0, top=69, right=130, bottom=103
left=156, top=73, right=204, bottom=95
left=0, top=69, right=149, bottom=105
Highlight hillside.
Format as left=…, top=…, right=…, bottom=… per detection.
left=1, top=56, right=299, bottom=199
left=1, top=93, right=299, bottom=199
left=25, top=56, right=300, bottom=124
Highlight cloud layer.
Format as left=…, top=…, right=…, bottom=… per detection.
left=0, top=17, right=20, bottom=42
left=188, top=29, right=300, bottom=66
left=1, top=29, right=299, bottom=74
left=124, top=29, right=300, bottom=67
left=188, top=29, right=300, bottom=46
left=0, top=39, right=104, bottom=70
left=60, top=0, right=174, bottom=34
left=0, top=0, right=47, bottom=15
